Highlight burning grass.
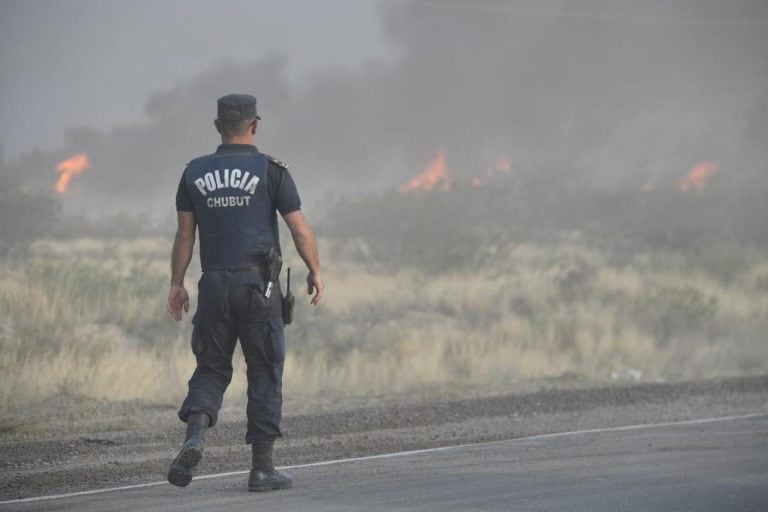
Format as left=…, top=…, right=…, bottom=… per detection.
left=1, top=236, right=766, bottom=433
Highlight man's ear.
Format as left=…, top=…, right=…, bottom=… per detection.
left=213, top=119, right=222, bottom=134
left=251, top=120, right=258, bottom=135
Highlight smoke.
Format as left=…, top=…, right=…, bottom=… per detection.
left=5, top=0, right=767, bottom=213
left=380, top=0, right=768, bottom=186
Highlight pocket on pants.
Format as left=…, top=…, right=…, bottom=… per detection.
left=244, top=283, right=279, bottom=323
left=191, top=313, right=206, bottom=356
left=266, top=318, right=286, bottom=364
left=248, top=284, right=270, bottom=311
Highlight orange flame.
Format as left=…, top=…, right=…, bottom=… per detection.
left=400, top=149, right=451, bottom=193
left=679, top=161, right=719, bottom=193
left=641, top=180, right=656, bottom=193
left=471, top=155, right=512, bottom=188
left=55, top=153, right=89, bottom=193
left=495, top=155, right=512, bottom=173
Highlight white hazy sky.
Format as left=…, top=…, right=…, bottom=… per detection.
left=0, top=0, right=389, bottom=159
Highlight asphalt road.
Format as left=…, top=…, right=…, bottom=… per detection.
left=3, top=413, right=766, bottom=512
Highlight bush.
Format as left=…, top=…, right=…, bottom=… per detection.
left=0, top=171, right=60, bottom=258
left=321, top=166, right=768, bottom=277
left=632, top=284, right=719, bottom=346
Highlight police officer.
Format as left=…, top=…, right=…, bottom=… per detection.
left=166, top=93, right=324, bottom=491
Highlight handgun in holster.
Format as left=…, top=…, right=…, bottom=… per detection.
left=264, top=248, right=282, bottom=299
left=264, top=248, right=294, bottom=325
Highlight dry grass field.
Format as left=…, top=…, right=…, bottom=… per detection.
left=2, top=234, right=766, bottom=431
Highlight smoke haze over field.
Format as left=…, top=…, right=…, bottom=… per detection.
left=1, top=0, right=767, bottom=213
left=3, top=0, right=768, bottom=430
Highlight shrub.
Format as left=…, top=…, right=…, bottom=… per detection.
left=0, top=171, right=60, bottom=258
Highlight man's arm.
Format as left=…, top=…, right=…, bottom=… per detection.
left=167, top=211, right=197, bottom=321
left=282, top=210, right=324, bottom=306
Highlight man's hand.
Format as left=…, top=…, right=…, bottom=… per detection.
left=167, top=285, right=190, bottom=321
left=307, top=271, right=324, bottom=306
left=169, top=211, right=195, bottom=321
left=283, top=211, right=324, bottom=306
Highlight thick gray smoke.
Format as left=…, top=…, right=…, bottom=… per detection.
left=5, top=0, right=767, bottom=213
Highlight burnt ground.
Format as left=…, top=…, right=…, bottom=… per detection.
left=1, top=375, right=767, bottom=501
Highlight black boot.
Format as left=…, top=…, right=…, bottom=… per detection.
left=168, top=413, right=209, bottom=487
left=248, top=439, right=293, bottom=492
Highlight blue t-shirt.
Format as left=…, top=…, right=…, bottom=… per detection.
left=176, top=144, right=300, bottom=215
left=175, top=144, right=301, bottom=271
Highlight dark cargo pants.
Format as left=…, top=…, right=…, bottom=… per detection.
left=178, top=269, right=285, bottom=443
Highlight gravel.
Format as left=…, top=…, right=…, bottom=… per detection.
left=1, top=375, right=766, bottom=501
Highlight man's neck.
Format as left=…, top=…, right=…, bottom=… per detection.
left=220, top=137, right=254, bottom=145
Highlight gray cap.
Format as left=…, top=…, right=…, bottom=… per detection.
left=217, top=93, right=260, bottom=121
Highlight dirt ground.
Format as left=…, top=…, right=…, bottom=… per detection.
left=1, top=375, right=767, bottom=501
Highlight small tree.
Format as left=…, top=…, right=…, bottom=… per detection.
left=0, top=169, right=60, bottom=258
